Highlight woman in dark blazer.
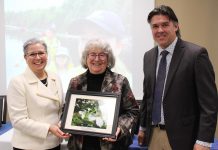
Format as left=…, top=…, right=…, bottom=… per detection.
left=67, top=39, right=139, bottom=150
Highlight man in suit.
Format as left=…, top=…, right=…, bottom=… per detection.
left=138, top=5, right=218, bottom=150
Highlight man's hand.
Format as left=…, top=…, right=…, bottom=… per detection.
left=193, top=144, right=210, bottom=150
left=138, top=130, right=146, bottom=146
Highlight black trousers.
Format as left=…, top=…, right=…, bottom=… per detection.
left=13, top=144, right=61, bottom=150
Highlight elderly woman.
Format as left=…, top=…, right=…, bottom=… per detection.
left=7, top=38, right=69, bottom=150
left=67, top=39, right=139, bottom=150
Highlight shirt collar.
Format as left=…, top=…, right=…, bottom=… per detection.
left=158, top=37, right=178, bottom=56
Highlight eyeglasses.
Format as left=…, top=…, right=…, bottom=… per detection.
left=26, top=51, right=47, bottom=58
left=88, top=52, right=107, bottom=60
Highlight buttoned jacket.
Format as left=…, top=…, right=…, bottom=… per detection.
left=7, top=67, right=64, bottom=149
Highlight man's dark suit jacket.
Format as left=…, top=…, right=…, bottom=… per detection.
left=139, top=38, right=218, bottom=150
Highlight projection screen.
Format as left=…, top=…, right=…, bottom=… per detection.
left=0, top=0, right=155, bottom=99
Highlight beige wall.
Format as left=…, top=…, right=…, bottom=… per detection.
left=155, top=0, right=218, bottom=85
left=156, top=0, right=218, bottom=138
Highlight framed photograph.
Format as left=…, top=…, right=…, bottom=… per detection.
left=0, top=95, right=7, bottom=125
left=61, top=90, right=121, bottom=138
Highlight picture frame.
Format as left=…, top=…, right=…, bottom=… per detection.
left=61, top=90, right=121, bottom=138
left=0, top=95, right=7, bottom=125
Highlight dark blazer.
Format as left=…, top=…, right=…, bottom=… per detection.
left=139, top=38, right=218, bottom=150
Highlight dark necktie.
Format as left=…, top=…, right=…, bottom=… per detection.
left=152, top=50, right=169, bottom=124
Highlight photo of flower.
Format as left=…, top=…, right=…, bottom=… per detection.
left=71, top=98, right=107, bottom=129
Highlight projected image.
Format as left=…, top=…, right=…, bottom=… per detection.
left=4, top=0, right=154, bottom=98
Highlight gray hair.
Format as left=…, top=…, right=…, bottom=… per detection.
left=23, top=38, right=47, bottom=55
left=81, top=39, right=115, bottom=69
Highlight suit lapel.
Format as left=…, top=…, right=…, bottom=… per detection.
left=164, top=39, right=185, bottom=97
left=101, top=70, right=113, bottom=92
left=71, top=72, right=88, bottom=91
left=150, top=48, right=159, bottom=96
left=144, top=47, right=158, bottom=100
left=36, top=78, right=60, bottom=101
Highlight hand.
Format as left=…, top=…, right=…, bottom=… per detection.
left=49, top=124, right=71, bottom=139
left=193, top=143, right=210, bottom=150
left=138, top=130, right=146, bottom=146
left=102, top=127, right=121, bottom=142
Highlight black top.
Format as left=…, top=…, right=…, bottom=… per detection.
left=40, top=78, right=48, bottom=87
left=82, top=70, right=106, bottom=150
left=87, top=70, right=106, bottom=91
